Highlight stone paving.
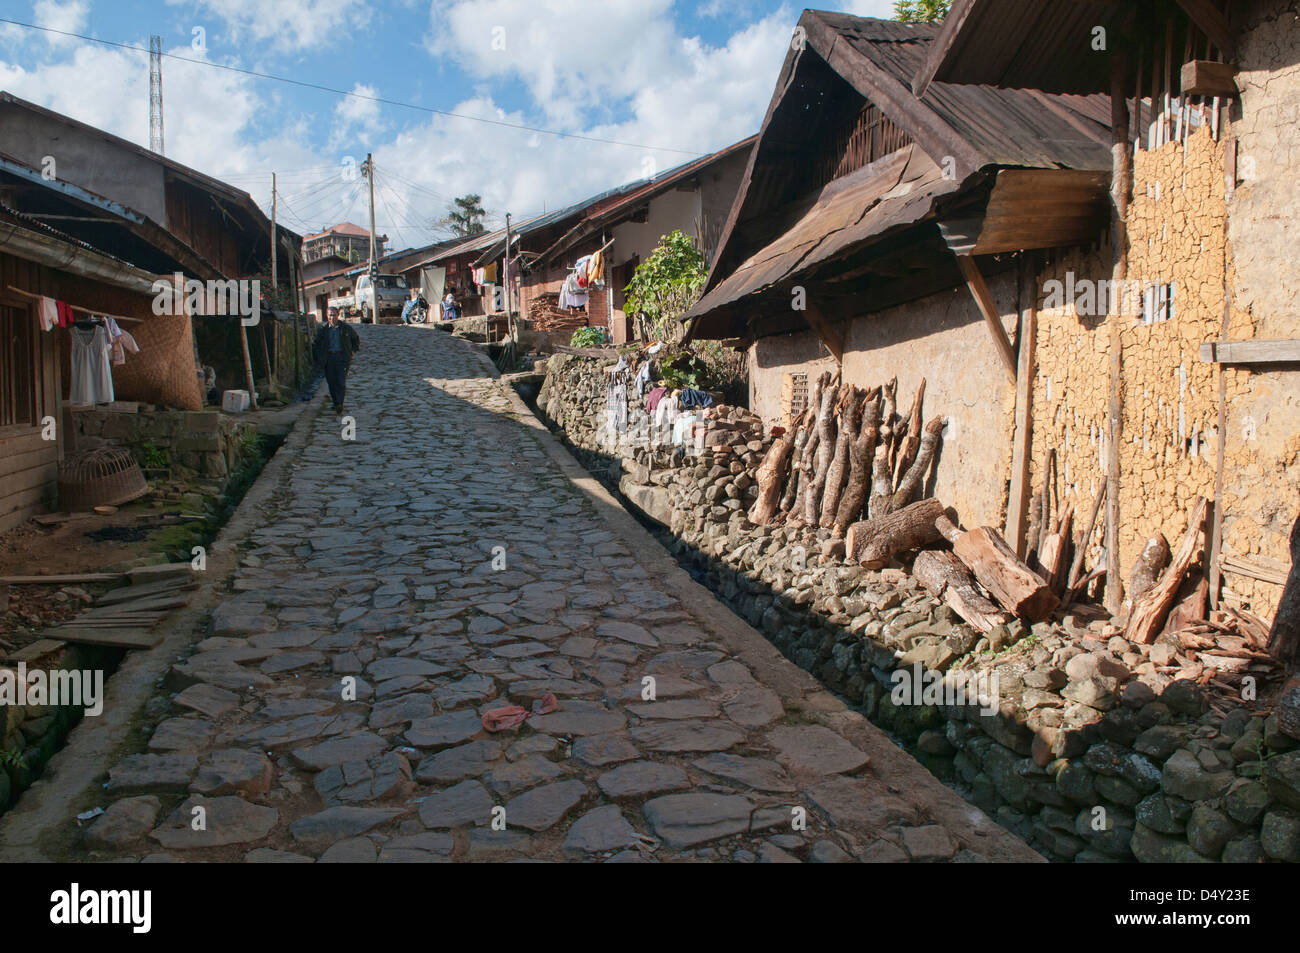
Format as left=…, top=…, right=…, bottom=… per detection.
left=78, top=325, right=1039, bottom=863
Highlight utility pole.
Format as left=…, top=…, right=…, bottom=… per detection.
left=505, top=212, right=513, bottom=344
left=149, top=35, right=164, bottom=155
left=270, top=172, right=278, bottom=298
left=269, top=171, right=279, bottom=390
left=364, top=153, right=377, bottom=286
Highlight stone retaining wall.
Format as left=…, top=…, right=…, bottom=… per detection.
left=532, top=353, right=1300, bottom=863
left=71, top=404, right=257, bottom=482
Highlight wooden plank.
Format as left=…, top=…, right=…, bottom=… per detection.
left=1007, top=259, right=1037, bottom=558
left=1175, top=0, right=1235, bottom=57
left=1181, top=60, right=1239, bottom=97
left=125, top=563, right=195, bottom=584
left=0, top=573, right=124, bottom=585
left=82, top=593, right=192, bottom=615
left=802, top=302, right=845, bottom=365
left=1220, top=554, right=1289, bottom=587
left=46, top=627, right=165, bottom=649
left=955, top=255, right=1017, bottom=381
left=1199, top=339, right=1300, bottom=365
left=1, top=638, right=66, bottom=662
left=95, top=578, right=197, bottom=606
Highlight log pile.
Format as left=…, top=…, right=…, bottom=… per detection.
left=751, top=372, right=945, bottom=539
left=529, top=292, right=589, bottom=331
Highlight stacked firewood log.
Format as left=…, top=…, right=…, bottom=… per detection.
left=529, top=292, right=589, bottom=331
left=748, top=372, right=945, bottom=539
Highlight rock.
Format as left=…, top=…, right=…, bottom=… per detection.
left=530, top=708, right=627, bottom=736
left=900, top=825, right=956, bottom=861
left=690, top=753, right=796, bottom=792
left=1135, top=793, right=1185, bottom=835
left=597, top=761, right=690, bottom=798
left=765, top=725, right=868, bottom=776
left=319, top=837, right=378, bottom=863
left=415, top=740, right=503, bottom=783
left=290, top=732, right=387, bottom=771
left=484, top=755, right=566, bottom=796
left=1260, top=808, right=1300, bottom=861
left=721, top=685, right=784, bottom=726
left=502, top=780, right=587, bottom=831
left=1161, top=749, right=1233, bottom=801
left=1133, top=725, right=1186, bottom=762
left=859, top=839, right=909, bottom=863
left=1263, top=750, right=1300, bottom=810
left=173, top=684, right=240, bottom=718
left=405, top=709, right=482, bottom=749
left=314, top=753, right=411, bottom=803
left=642, top=793, right=753, bottom=848
left=418, top=780, right=494, bottom=829
left=106, top=753, right=197, bottom=795
left=572, top=734, right=640, bottom=767
left=289, top=806, right=404, bottom=846
left=563, top=805, right=641, bottom=853
left=809, top=840, right=852, bottom=863
left=1220, top=835, right=1265, bottom=863
left=758, top=842, right=801, bottom=863
left=151, top=796, right=278, bottom=849
left=84, top=796, right=162, bottom=850
left=1161, top=680, right=1204, bottom=716
left=1130, top=823, right=1212, bottom=863
left=191, top=749, right=274, bottom=796
left=1225, top=779, right=1272, bottom=826
left=629, top=720, right=744, bottom=753
left=1185, top=805, right=1238, bottom=859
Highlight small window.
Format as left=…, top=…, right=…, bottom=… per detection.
left=783, top=371, right=809, bottom=428
left=1142, top=281, right=1176, bottom=324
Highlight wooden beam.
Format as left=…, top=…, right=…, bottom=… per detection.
left=1182, top=60, right=1239, bottom=97
left=1007, top=257, right=1037, bottom=558
left=1175, top=0, right=1236, bottom=58
left=1106, top=50, right=1132, bottom=616
left=803, top=301, right=845, bottom=365
left=1200, top=339, right=1300, bottom=365
left=955, top=254, right=1016, bottom=382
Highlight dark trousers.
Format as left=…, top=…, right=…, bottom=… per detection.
left=325, top=352, right=349, bottom=407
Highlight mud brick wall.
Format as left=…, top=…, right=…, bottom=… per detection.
left=1220, top=0, right=1300, bottom=619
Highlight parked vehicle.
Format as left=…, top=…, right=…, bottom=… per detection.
left=326, top=288, right=356, bottom=317
left=354, top=273, right=410, bottom=323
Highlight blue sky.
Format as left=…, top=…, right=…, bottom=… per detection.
left=0, top=0, right=897, bottom=249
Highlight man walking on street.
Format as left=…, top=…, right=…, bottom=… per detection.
left=313, top=305, right=360, bottom=413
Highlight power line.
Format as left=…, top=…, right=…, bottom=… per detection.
left=0, top=16, right=707, bottom=157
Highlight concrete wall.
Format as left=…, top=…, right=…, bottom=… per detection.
left=749, top=272, right=1020, bottom=529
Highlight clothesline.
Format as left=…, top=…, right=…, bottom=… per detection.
left=6, top=284, right=144, bottom=322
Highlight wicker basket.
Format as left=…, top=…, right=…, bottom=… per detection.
left=58, top=447, right=149, bottom=510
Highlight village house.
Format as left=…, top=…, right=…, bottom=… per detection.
left=0, top=92, right=300, bottom=531
left=683, top=12, right=1114, bottom=538
left=301, top=221, right=386, bottom=285
left=917, top=0, right=1298, bottom=626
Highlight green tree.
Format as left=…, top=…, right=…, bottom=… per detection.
left=444, top=194, right=487, bottom=237
left=894, top=0, right=950, bottom=22
left=622, top=229, right=707, bottom=342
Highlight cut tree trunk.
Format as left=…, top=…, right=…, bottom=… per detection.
left=804, top=379, right=840, bottom=524
left=1063, top=482, right=1106, bottom=606
left=937, top=515, right=1060, bottom=622
left=1126, top=497, right=1208, bottom=644
left=1161, top=572, right=1209, bottom=637
left=791, top=374, right=828, bottom=523
left=890, top=416, right=946, bottom=511
left=845, top=497, right=946, bottom=569
left=832, top=397, right=881, bottom=538
left=892, top=379, right=926, bottom=489
left=749, top=423, right=799, bottom=526
left=868, top=378, right=898, bottom=518
left=1267, top=503, right=1300, bottom=677
left=1129, top=534, right=1172, bottom=608
left=913, top=549, right=1012, bottom=634
left=1038, top=504, right=1075, bottom=594
left=820, top=388, right=863, bottom=528
left=777, top=413, right=812, bottom=518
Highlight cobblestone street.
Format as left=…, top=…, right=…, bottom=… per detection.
left=53, top=325, right=1039, bottom=863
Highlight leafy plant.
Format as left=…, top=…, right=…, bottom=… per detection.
left=623, top=229, right=707, bottom=343
left=569, top=327, right=606, bottom=348
left=140, top=442, right=169, bottom=470
left=894, top=0, right=950, bottom=22
left=0, top=748, right=27, bottom=771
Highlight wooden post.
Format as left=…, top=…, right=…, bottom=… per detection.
left=1007, top=255, right=1037, bottom=557
left=803, top=301, right=845, bottom=365
left=1105, top=49, right=1132, bottom=615
left=956, top=254, right=1016, bottom=382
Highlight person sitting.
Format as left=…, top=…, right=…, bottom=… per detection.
left=400, top=287, right=421, bottom=324
left=441, top=289, right=460, bottom=322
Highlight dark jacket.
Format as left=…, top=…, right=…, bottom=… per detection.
left=313, top=321, right=361, bottom=367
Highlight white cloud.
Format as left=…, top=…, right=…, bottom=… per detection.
left=841, top=0, right=901, bottom=17
left=33, top=0, right=90, bottom=44
left=167, top=0, right=369, bottom=53
left=332, top=83, right=386, bottom=144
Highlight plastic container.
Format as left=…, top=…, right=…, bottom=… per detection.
left=222, top=389, right=250, bottom=412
